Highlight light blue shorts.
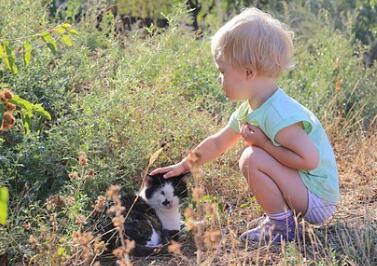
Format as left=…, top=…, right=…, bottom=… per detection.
left=303, top=190, right=337, bottom=225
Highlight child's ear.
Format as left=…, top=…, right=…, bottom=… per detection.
left=179, top=172, right=191, bottom=183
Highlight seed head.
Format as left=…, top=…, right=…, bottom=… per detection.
left=5, top=102, right=16, bottom=111
left=75, top=214, right=87, bottom=226
left=28, top=234, right=39, bottom=249
left=94, top=239, right=106, bottom=255
left=78, top=152, right=88, bottom=166
left=68, top=171, right=79, bottom=181
left=107, top=185, right=121, bottom=199
left=112, top=216, right=125, bottom=232
left=1, top=111, right=15, bottom=130
left=125, top=239, right=135, bottom=253
left=168, top=240, right=182, bottom=255
left=94, top=195, right=106, bottom=212
left=192, top=187, right=205, bottom=202
left=3, top=89, right=12, bottom=100
left=204, top=229, right=221, bottom=249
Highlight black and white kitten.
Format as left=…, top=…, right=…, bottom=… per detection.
left=98, top=172, right=189, bottom=257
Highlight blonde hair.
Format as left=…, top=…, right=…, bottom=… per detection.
left=211, top=7, right=294, bottom=77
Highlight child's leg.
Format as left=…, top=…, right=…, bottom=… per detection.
left=239, top=146, right=308, bottom=215
left=239, top=146, right=308, bottom=244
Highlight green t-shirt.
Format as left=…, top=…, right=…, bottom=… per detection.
left=228, top=88, right=340, bottom=204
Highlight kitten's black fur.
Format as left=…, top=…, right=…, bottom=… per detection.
left=94, top=172, right=189, bottom=257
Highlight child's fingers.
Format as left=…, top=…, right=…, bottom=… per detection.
left=244, top=123, right=255, bottom=131
left=241, top=125, right=248, bottom=134
left=149, top=168, right=161, bottom=175
left=243, top=124, right=254, bottom=131
left=150, top=167, right=171, bottom=175
left=163, top=170, right=177, bottom=179
left=241, top=125, right=252, bottom=136
left=150, top=166, right=181, bottom=179
left=248, top=124, right=259, bottom=131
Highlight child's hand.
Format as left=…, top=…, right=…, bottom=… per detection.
left=241, top=124, right=269, bottom=147
left=150, top=160, right=190, bottom=179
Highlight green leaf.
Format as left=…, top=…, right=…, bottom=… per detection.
left=61, top=23, right=79, bottom=35
left=21, top=110, right=32, bottom=134
left=10, top=95, right=34, bottom=110
left=23, top=41, right=32, bottom=66
left=41, top=32, right=58, bottom=54
left=240, top=203, right=250, bottom=209
left=54, top=25, right=66, bottom=35
left=4, top=41, right=18, bottom=74
left=10, top=95, right=51, bottom=134
left=61, top=35, right=73, bottom=47
left=0, top=41, right=18, bottom=74
left=57, top=247, right=66, bottom=256
left=7, top=95, right=51, bottom=134
left=32, top=104, right=51, bottom=120
left=0, top=83, right=10, bottom=88
left=68, top=28, right=79, bottom=35
left=11, top=95, right=51, bottom=120
left=61, top=23, right=71, bottom=29
left=0, top=43, right=7, bottom=68
left=0, top=187, right=9, bottom=225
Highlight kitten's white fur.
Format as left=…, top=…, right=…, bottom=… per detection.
left=145, top=228, right=161, bottom=247
left=139, top=183, right=183, bottom=231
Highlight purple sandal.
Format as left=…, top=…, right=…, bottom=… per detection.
left=240, top=215, right=300, bottom=245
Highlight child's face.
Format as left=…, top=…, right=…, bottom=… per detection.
left=215, top=59, right=253, bottom=100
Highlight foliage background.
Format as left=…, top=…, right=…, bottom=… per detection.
left=0, top=0, right=376, bottom=265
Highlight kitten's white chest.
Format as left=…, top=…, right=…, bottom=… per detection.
left=155, top=208, right=182, bottom=231
left=145, top=228, right=161, bottom=247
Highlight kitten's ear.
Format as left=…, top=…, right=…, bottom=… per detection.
left=179, top=172, right=191, bottom=183
left=143, top=174, right=153, bottom=187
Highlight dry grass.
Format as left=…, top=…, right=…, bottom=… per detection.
left=126, top=130, right=377, bottom=266
left=10, top=121, right=376, bottom=266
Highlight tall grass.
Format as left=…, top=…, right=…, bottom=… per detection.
left=0, top=0, right=376, bottom=265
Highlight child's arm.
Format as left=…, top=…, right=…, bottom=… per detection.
left=241, top=123, right=319, bottom=170
left=151, top=125, right=241, bottom=178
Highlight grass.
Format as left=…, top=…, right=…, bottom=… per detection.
left=0, top=1, right=376, bottom=265
left=128, top=134, right=377, bottom=265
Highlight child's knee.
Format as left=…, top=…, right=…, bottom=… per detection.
left=239, top=146, right=264, bottom=177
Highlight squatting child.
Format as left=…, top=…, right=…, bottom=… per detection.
left=151, top=7, right=340, bottom=244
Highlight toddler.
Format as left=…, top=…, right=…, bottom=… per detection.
left=151, top=7, right=340, bottom=245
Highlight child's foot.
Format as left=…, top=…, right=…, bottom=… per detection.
left=239, top=215, right=299, bottom=245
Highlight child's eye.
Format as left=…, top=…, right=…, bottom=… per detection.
left=161, top=191, right=165, bottom=195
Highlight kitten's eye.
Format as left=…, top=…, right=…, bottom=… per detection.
left=161, top=191, right=165, bottom=195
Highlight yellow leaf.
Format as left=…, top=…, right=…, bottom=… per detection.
left=148, top=148, right=163, bottom=167
left=61, top=35, right=73, bottom=47
left=57, top=247, right=65, bottom=256
left=54, top=25, right=66, bottom=35
left=0, top=187, right=9, bottom=225
left=23, top=41, right=32, bottom=66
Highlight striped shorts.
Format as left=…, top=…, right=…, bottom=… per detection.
left=303, top=190, right=337, bottom=225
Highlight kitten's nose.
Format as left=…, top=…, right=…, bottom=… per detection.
left=162, top=199, right=170, bottom=206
